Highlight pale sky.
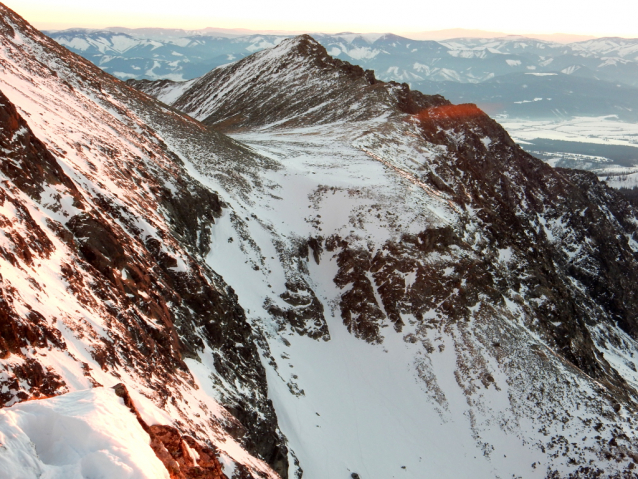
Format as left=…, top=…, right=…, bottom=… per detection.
left=5, top=0, right=637, bottom=37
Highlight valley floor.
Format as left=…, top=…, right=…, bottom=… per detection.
left=498, top=115, right=638, bottom=185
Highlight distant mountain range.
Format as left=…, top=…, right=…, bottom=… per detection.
left=45, top=28, right=638, bottom=122
left=45, top=28, right=638, bottom=85
left=403, top=29, right=597, bottom=43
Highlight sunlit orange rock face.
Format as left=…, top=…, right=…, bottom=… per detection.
left=416, top=103, right=485, bottom=121
left=113, top=384, right=227, bottom=479
left=149, top=425, right=227, bottom=479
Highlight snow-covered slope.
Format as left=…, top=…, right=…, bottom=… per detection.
left=0, top=4, right=287, bottom=478
left=571, top=37, right=638, bottom=61
left=126, top=78, right=198, bottom=105
left=0, top=383, right=235, bottom=479
left=4, top=2, right=638, bottom=477
left=129, top=34, right=638, bottom=478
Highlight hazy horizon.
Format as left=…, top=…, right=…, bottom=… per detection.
left=34, top=25, right=606, bottom=43
left=6, top=0, right=638, bottom=40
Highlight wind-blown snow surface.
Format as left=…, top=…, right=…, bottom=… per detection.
left=0, top=388, right=169, bottom=479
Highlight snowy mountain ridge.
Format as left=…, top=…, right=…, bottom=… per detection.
left=2, top=3, right=638, bottom=478
left=129, top=34, right=638, bottom=478
left=0, top=4, right=287, bottom=478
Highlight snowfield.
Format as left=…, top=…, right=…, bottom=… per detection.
left=499, top=115, right=638, bottom=147
left=0, top=388, right=169, bottom=479
left=195, top=124, right=638, bottom=478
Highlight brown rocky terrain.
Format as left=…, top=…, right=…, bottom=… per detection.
left=113, top=383, right=228, bottom=479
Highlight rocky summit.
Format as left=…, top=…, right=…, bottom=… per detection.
left=1, top=3, right=638, bottom=479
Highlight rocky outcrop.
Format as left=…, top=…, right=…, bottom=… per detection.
left=265, top=280, right=328, bottom=340
left=314, top=101, right=638, bottom=404
left=0, top=91, right=83, bottom=206
left=0, top=83, right=286, bottom=475
left=414, top=103, right=638, bottom=382
left=113, top=383, right=228, bottom=479
left=0, top=89, right=70, bottom=401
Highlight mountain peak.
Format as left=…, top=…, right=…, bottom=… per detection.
left=285, top=33, right=319, bottom=46
left=264, top=34, right=376, bottom=83
left=161, top=33, right=447, bottom=130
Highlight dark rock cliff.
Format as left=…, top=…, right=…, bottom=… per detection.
left=0, top=85, right=287, bottom=476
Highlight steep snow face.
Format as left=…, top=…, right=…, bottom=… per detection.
left=0, top=5, right=286, bottom=478
left=134, top=35, right=638, bottom=478
left=0, top=388, right=169, bottom=479
left=198, top=121, right=638, bottom=479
